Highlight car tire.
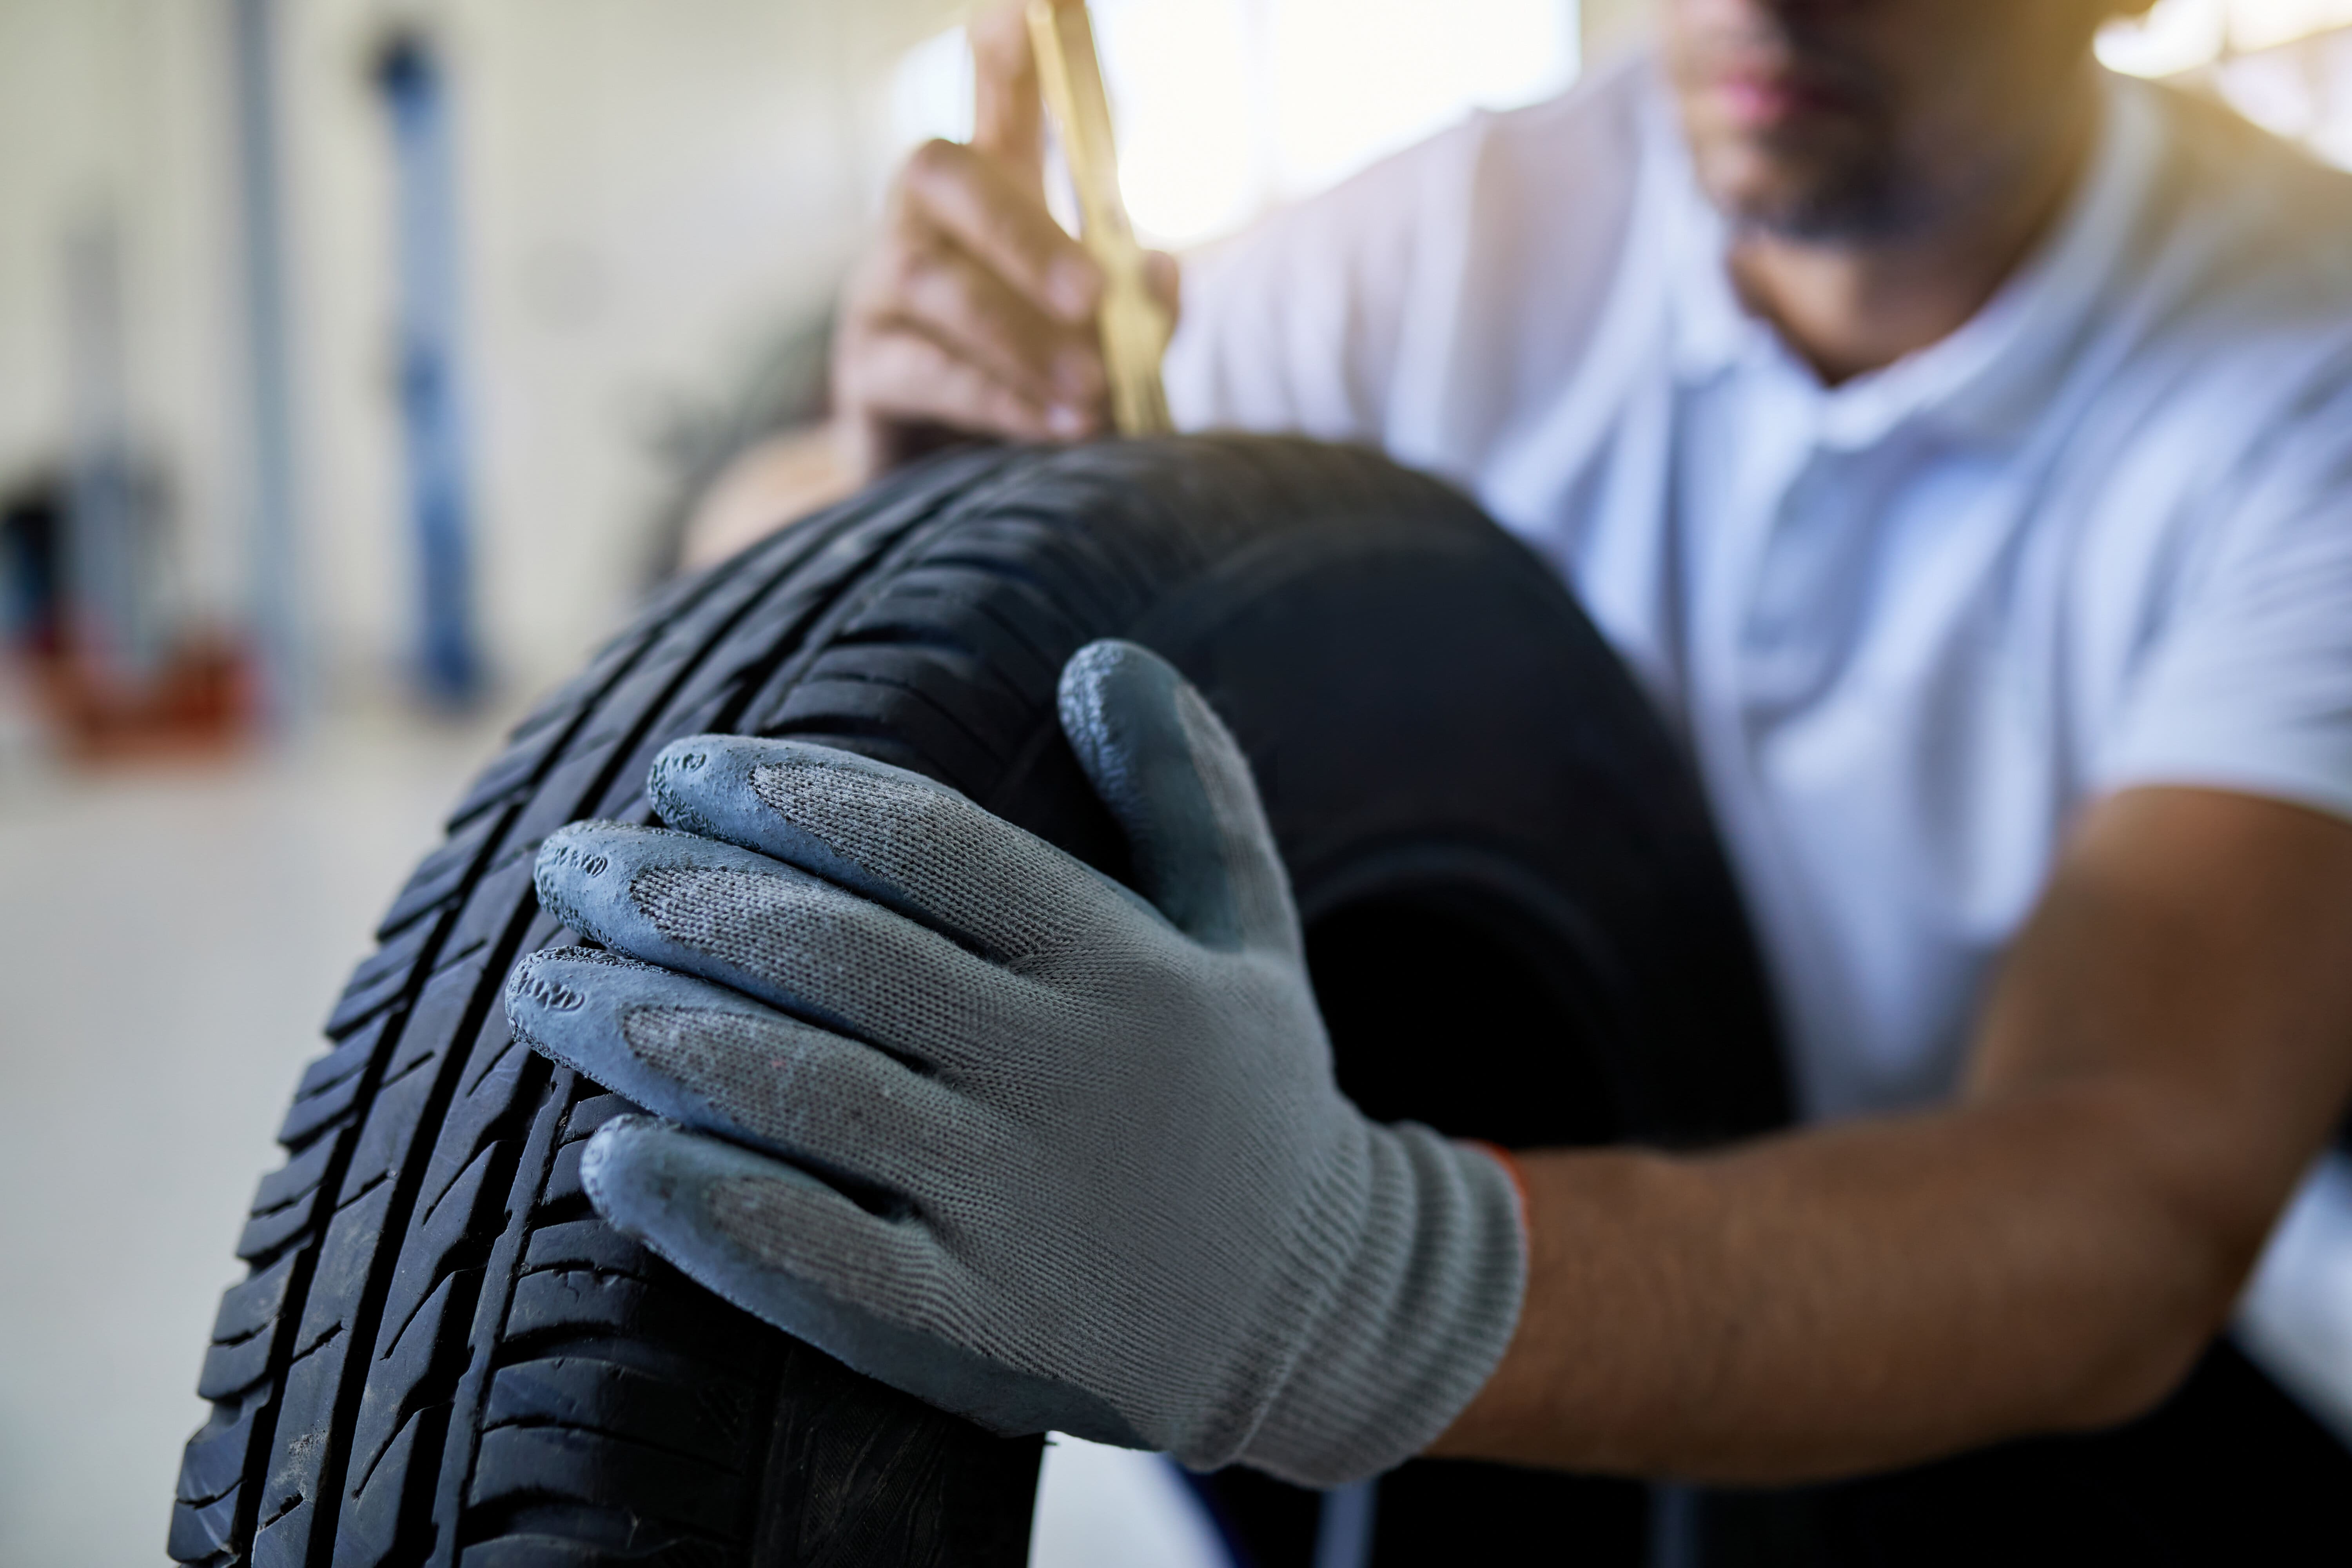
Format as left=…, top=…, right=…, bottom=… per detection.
left=170, top=435, right=1788, bottom=1568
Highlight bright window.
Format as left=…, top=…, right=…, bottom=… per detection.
left=2099, top=0, right=2352, bottom=169
left=889, top=0, right=1581, bottom=249
left=2098, top=0, right=2352, bottom=73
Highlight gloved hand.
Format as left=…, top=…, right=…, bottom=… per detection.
left=505, top=639, right=1525, bottom=1485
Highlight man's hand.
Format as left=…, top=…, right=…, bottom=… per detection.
left=506, top=641, right=1523, bottom=1486
left=833, top=3, right=1181, bottom=483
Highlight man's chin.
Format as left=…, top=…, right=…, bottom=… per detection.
left=1694, top=143, right=1911, bottom=243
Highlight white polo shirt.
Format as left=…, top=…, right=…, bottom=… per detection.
left=1167, top=60, right=2352, bottom=1124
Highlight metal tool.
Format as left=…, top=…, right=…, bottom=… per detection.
left=1025, top=0, right=1173, bottom=436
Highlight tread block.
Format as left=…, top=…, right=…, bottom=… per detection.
left=178, top=1403, right=263, bottom=1505
left=521, top=1220, right=654, bottom=1278
left=504, top=748, right=650, bottom=855
left=293, top=1012, right=397, bottom=1102
left=336, top=1048, right=445, bottom=1204
left=604, top=690, right=739, bottom=799
left=452, top=1007, right=530, bottom=1105
left=446, top=715, right=583, bottom=832
left=928, top=536, right=1124, bottom=630
left=484, top=1356, right=754, bottom=1466
left=326, top=918, right=441, bottom=1039
left=855, top=564, right=1087, bottom=667
left=835, top=588, right=1056, bottom=692
left=166, top=1479, right=242, bottom=1563
left=251, top=1183, right=401, bottom=1568
left=467, top=1424, right=739, bottom=1523
left=236, top=1184, right=326, bottom=1265
left=504, top=1268, right=730, bottom=1350
left=332, top=1400, right=443, bottom=1568
left=197, top=1314, right=281, bottom=1401
left=562, top=1094, right=637, bottom=1143
left=373, top=1140, right=504, bottom=1368
left=336, top=956, right=487, bottom=1196
left=502, top=625, right=663, bottom=745
left=378, top=805, right=508, bottom=940
left=251, top=1133, right=339, bottom=1217
left=250, top=1492, right=320, bottom=1568
left=286, top=1172, right=396, bottom=1383
left=343, top=1267, right=476, bottom=1530
left=440, top=860, right=543, bottom=960
left=210, top=1249, right=299, bottom=1347
left=769, top=679, right=997, bottom=793
left=276, top=1060, right=369, bottom=1149
left=803, top=644, right=1032, bottom=748
left=541, top=1139, right=589, bottom=1211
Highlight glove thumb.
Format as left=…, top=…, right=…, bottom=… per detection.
left=1057, top=639, right=1299, bottom=956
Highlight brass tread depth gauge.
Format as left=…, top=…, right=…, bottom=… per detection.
left=1025, top=0, right=1174, bottom=436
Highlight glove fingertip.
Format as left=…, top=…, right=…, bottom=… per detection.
left=581, top=1118, right=867, bottom=1306
left=506, top=945, right=626, bottom=1017
left=577, top=1113, right=673, bottom=1235
left=649, top=733, right=942, bottom=866
left=646, top=733, right=755, bottom=838
left=1054, top=639, right=1172, bottom=779
left=531, top=820, right=646, bottom=940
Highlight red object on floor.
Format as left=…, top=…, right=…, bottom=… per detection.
left=31, top=631, right=258, bottom=764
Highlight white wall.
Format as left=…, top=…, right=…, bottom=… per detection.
left=276, top=0, right=946, bottom=699
left=0, top=0, right=953, bottom=711
left=0, top=0, right=247, bottom=624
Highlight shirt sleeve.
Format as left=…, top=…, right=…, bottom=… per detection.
left=2096, top=372, right=2352, bottom=824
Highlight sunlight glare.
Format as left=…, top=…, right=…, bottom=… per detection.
left=887, top=1, right=1583, bottom=250
left=2099, top=0, right=2352, bottom=75
left=1269, top=0, right=1578, bottom=195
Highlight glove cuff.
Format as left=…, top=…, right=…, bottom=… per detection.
left=1236, top=1126, right=1528, bottom=1487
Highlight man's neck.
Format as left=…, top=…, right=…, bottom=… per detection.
left=1724, top=79, right=2103, bottom=387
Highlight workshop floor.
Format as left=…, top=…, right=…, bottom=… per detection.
left=0, top=700, right=1222, bottom=1567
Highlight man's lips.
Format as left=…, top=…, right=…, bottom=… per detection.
left=1708, top=64, right=1862, bottom=129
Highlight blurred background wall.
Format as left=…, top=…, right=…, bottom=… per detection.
left=5, top=0, right=2343, bottom=746
left=0, top=0, right=965, bottom=732
left=2, top=0, right=2350, bottom=1563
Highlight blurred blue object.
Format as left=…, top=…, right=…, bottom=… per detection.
left=377, top=32, right=484, bottom=708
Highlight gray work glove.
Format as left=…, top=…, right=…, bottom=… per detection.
left=505, top=639, right=1526, bottom=1486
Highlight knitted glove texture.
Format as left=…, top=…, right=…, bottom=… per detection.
left=507, top=639, right=1525, bottom=1485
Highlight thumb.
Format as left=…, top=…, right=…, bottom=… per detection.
left=970, top=1, right=1045, bottom=198
left=1057, top=640, right=1300, bottom=956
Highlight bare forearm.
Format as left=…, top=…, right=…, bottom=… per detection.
left=1433, top=1086, right=2242, bottom=1483
left=1431, top=789, right=2352, bottom=1484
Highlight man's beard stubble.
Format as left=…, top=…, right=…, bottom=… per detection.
left=1710, top=134, right=1926, bottom=244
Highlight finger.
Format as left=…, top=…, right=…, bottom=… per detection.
left=840, top=319, right=1096, bottom=444
left=505, top=950, right=980, bottom=1200
left=1057, top=640, right=1299, bottom=956
left=646, top=735, right=1150, bottom=964
left=531, top=821, right=1036, bottom=1064
left=884, top=238, right=1106, bottom=413
left=969, top=2, right=1043, bottom=194
left=584, top=1117, right=1146, bottom=1444
left=584, top=1116, right=936, bottom=1305
left=899, top=138, right=1100, bottom=325
left=1144, top=250, right=1181, bottom=319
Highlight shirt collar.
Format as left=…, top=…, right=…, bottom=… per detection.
left=1656, top=70, right=2167, bottom=452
